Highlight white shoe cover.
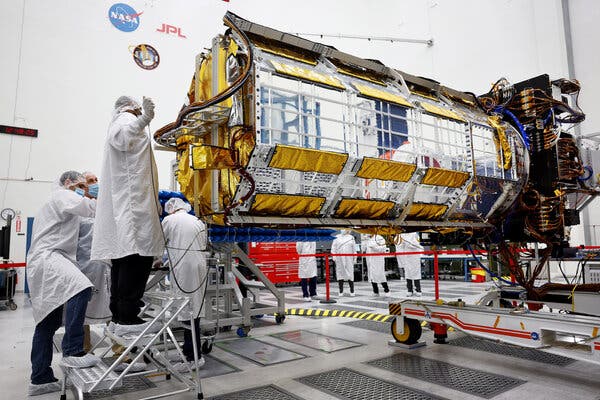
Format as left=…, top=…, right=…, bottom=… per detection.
left=28, top=380, right=62, bottom=396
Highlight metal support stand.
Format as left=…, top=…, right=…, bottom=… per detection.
left=320, top=255, right=337, bottom=304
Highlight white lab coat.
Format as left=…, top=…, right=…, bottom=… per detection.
left=366, top=235, right=388, bottom=283
left=76, top=218, right=111, bottom=323
left=91, top=111, right=164, bottom=261
left=331, top=233, right=356, bottom=281
left=296, top=242, right=317, bottom=279
left=27, top=189, right=96, bottom=323
left=396, top=232, right=423, bottom=280
left=162, top=210, right=207, bottom=320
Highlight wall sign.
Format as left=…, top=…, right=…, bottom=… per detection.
left=108, top=3, right=143, bottom=32
left=156, top=23, right=187, bottom=38
left=130, top=44, right=160, bottom=70
left=0, top=125, right=38, bottom=138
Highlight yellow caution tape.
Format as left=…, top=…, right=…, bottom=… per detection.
left=284, top=308, right=394, bottom=322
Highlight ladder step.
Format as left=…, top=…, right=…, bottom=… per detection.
left=106, top=328, right=158, bottom=347
left=66, top=361, right=123, bottom=392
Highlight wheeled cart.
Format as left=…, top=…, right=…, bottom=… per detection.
left=0, top=267, right=17, bottom=311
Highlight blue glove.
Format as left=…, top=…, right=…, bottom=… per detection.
left=88, top=183, right=99, bottom=198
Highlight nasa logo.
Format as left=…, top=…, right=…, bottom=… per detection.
left=108, top=3, right=143, bottom=32
left=531, top=332, right=539, bottom=340
left=131, top=44, right=160, bottom=70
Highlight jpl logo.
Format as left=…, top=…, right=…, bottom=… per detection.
left=157, top=23, right=187, bottom=38
left=109, top=3, right=143, bottom=32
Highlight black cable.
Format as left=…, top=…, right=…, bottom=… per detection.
left=557, top=259, right=570, bottom=283
left=155, top=13, right=254, bottom=141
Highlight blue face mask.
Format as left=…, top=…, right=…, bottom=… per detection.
left=74, top=188, right=85, bottom=197
left=88, top=183, right=99, bottom=198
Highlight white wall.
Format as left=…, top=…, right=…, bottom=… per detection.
left=567, top=0, right=600, bottom=246
left=0, top=0, right=594, bottom=288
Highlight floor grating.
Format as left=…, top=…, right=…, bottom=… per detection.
left=367, top=353, right=525, bottom=398
left=271, top=330, right=362, bottom=352
left=84, top=375, right=156, bottom=399
left=215, top=337, right=306, bottom=365
left=297, top=367, right=448, bottom=400
left=449, top=335, right=576, bottom=366
left=342, top=319, right=391, bottom=334
left=208, top=384, right=302, bottom=400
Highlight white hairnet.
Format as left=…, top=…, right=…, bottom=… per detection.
left=59, top=170, right=85, bottom=189
left=113, top=95, right=141, bottom=118
left=165, top=197, right=192, bottom=214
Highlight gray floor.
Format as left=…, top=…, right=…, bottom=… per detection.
left=3, top=280, right=600, bottom=399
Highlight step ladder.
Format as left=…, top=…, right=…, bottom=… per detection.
left=60, top=291, right=204, bottom=400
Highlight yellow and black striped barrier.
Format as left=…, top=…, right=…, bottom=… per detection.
left=281, top=308, right=447, bottom=330
left=284, top=308, right=394, bottom=322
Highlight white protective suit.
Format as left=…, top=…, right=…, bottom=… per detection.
left=331, top=232, right=356, bottom=281
left=27, top=188, right=96, bottom=323
left=396, top=232, right=424, bottom=280
left=365, top=235, right=388, bottom=283
left=296, top=242, right=317, bottom=279
left=76, top=218, right=111, bottom=323
left=162, top=208, right=207, bottom=320
left=91, top=97, right=164, bottom=261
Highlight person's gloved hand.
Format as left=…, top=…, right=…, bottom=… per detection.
left=142, top=96, right=155, bottom=119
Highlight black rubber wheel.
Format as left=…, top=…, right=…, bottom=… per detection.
left=275, top=314, right=285, bottom=324
left=8, top=302, right=17, bottom=311
left=166, top=373, right=171, bottom=380
left=60, top=394, right=66, bottom=400
left=391, top=318, right=422, bottom=345
left=197, top=393, right=204, bottom=399
left=201, top=341, right=213, bottom=354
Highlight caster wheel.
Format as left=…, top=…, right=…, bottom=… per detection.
left=60, top=395, right=66, bottom=400
left=166, top=373, right=171, bottom=380
left=236, top=327, right=250, bottom=337
left=391, top=317, right=422, bottom=345
left=8, top=302, right=17, bottom=311
left=201, top=341, right=213, bottom=354
left=275, top=314, right=285, bottom=324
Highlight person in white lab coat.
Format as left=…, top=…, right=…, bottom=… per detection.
left=396, top=232, right=424, bottom=297
left=27, top=171, right=100, bottom=396
left=296, top=241, right=318, bottom=301
left=162, top=197, right=207, bottom=370
left=365, top=234, right=390, bottom=296
left=91, top=96, right=164, bottom=337
left=331, top=230, right=356, bottom=296
left=75, top=172, right=111, bottom=352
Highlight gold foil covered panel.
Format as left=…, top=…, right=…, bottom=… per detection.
left=356, top=158, right=416, bottom=182
left=334, top=198, right=395, bottom=219
left=419, top=102, right=467, bottom=123
left=192, top=145, right=236, bottom=170
left=270, top=60, right=345, bottom=90
left=249, top=194, right=325, bottom=217
left=353, top=82, right=413, bottom=108
left=422, top=167, right=470, bottom=188
left=407, top=203, right=448, bottom=220
left=268, top=144, right=348, bottom=174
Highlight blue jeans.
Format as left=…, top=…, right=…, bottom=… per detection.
left=300, top=276, right=317, bottom=297
left=30, top=287, right=91, bottom=384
